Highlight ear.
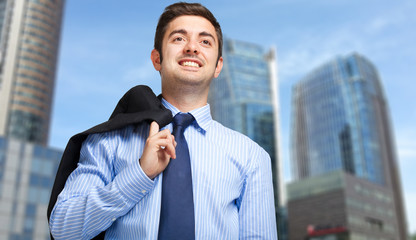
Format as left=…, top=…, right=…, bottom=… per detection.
left=214, top=56, right=223, bottom=78
left=151, top=49, right=161, bottom=71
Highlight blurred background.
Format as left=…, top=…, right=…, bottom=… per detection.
left=0, top=0, right=414, bottom=239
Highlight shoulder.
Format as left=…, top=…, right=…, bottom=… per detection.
left=209, top=120, right=258, bottom=144
left=206, top=121, right=271, bottom=176
left=208, top=120, right=270, bottom=160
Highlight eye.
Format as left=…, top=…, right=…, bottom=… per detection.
left=202, top=40, right=211, bottom=45
left=174, top=37, right=183, bottom=42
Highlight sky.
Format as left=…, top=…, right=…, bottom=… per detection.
left=49, top=0, right=416, bottom=234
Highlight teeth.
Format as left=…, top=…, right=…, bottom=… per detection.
left=182, top=61, right=199, bottom=67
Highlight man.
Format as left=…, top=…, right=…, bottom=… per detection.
left=49, top=2, right=277, bottom=239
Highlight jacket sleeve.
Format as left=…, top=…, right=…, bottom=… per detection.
left=49, top=131, right=154, bottom=240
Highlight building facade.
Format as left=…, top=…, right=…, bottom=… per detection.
left=0, top=136, right=62, bottom=239
left=289, top=53, right=407, bottom=239
left=0, top=0, right=65, bottom=145
left=208, top=38, right=285, bottom=237
left=287, top=171, right=399, bottom=240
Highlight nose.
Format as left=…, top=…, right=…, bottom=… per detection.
left=184, top=40, right=199, bottom=54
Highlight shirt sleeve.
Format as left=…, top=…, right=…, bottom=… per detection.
left=238, top=146, right=278, bottom=239
left=49, top=131, right=154, bottom=240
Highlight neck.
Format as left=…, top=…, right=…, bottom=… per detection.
left=162, top=86, right=209, bottom=113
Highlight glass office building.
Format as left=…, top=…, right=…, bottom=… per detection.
left=0, top=136, right=62, bottom=240
left=290, top=53, right=407, bottom=239
left=0, top=0, right=65, bottom=145
left=0, top=1, right=65, bottom=239
left=208, top=38, right=285, bottom=238
left=287, top=170, right=400, bottom=240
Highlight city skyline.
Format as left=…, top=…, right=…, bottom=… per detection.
left=0, top=136, right=62, bottom=239
left=48, top=0, right=416, bottom=234
left=0, top=0, right=65, bottom=145
left=0, top=0, right=65, bottom=239
left=290, top=53, right=407, bottom=239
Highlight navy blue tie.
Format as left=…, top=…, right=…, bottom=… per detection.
left=158, top=113, right=195, bottom=240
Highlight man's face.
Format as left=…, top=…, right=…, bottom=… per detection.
left=151, top=15, right=223, bottom=90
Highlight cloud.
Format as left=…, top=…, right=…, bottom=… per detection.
left=399, top=148, right=416, bottom=161
left=396, top=128, right=416, bottom=164
left=121, top=61, right=162, bottom=94
left=276, top=1, right=415, bottom=84
left=122, top=61, right=159, bottom=82
left=394, top=127, right=416, bottom=234
left=404, top=192, right=416, bottom=234
left=276, top=27, right=362, bottom=82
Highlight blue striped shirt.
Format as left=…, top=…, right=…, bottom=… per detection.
left=50, top=99, right=277, bottom=239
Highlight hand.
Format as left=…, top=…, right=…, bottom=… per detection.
left=140, top=121, right=176, bottom=179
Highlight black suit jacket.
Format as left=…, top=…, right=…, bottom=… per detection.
left=47, top=85, right=173, bottom=240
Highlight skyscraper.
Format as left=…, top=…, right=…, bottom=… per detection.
left=208, top=38, right=285, bottom=237
left=0, top=1, right=65, bottom=239
left=0, top=0, right=65, bottom=145
left=0, top=136, right=62, bottom=239
left=289, top=53, right=407, bottom=239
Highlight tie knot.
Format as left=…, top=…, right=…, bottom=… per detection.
left=173, top=113, right=195, bottom=129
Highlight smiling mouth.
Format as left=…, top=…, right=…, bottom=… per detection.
left=179, top=60, right=201, bottom=68
left=182, top=61, right=200, bottom=67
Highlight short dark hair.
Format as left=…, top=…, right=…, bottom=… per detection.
left=154, top=2, right=223, bottom=63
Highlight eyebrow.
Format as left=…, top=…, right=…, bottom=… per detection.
left=168, top=29, right=216, bottom=43
left=199, top=31, right=216, bottom=42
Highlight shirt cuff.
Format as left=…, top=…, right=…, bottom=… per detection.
left=113, top=160, right=154, bottom=204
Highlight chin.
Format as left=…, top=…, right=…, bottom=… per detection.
left=179, top=78, right=205, bottom=87
left=173, top=73, right=202, bottom=84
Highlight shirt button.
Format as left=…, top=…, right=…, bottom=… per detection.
left=112, top=217, right=116, bottom=221
left=141, top=190, right=147, bottom=194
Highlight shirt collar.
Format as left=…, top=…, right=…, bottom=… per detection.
left=161, top=98, right=212, bottom=132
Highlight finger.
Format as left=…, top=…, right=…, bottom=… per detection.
left=154, top=139, right=176, bottom=159
left=171, top=135, right=177, bottom=147
left=146, top=129, right=173, bottom=149
left=152, top=129, right=173, bottom=139
left=149, top=121, right=159, bottom=137
left=164, top=137, right=176, bottom=159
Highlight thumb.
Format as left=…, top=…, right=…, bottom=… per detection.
left=149, top=121, right=160, bottom=137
